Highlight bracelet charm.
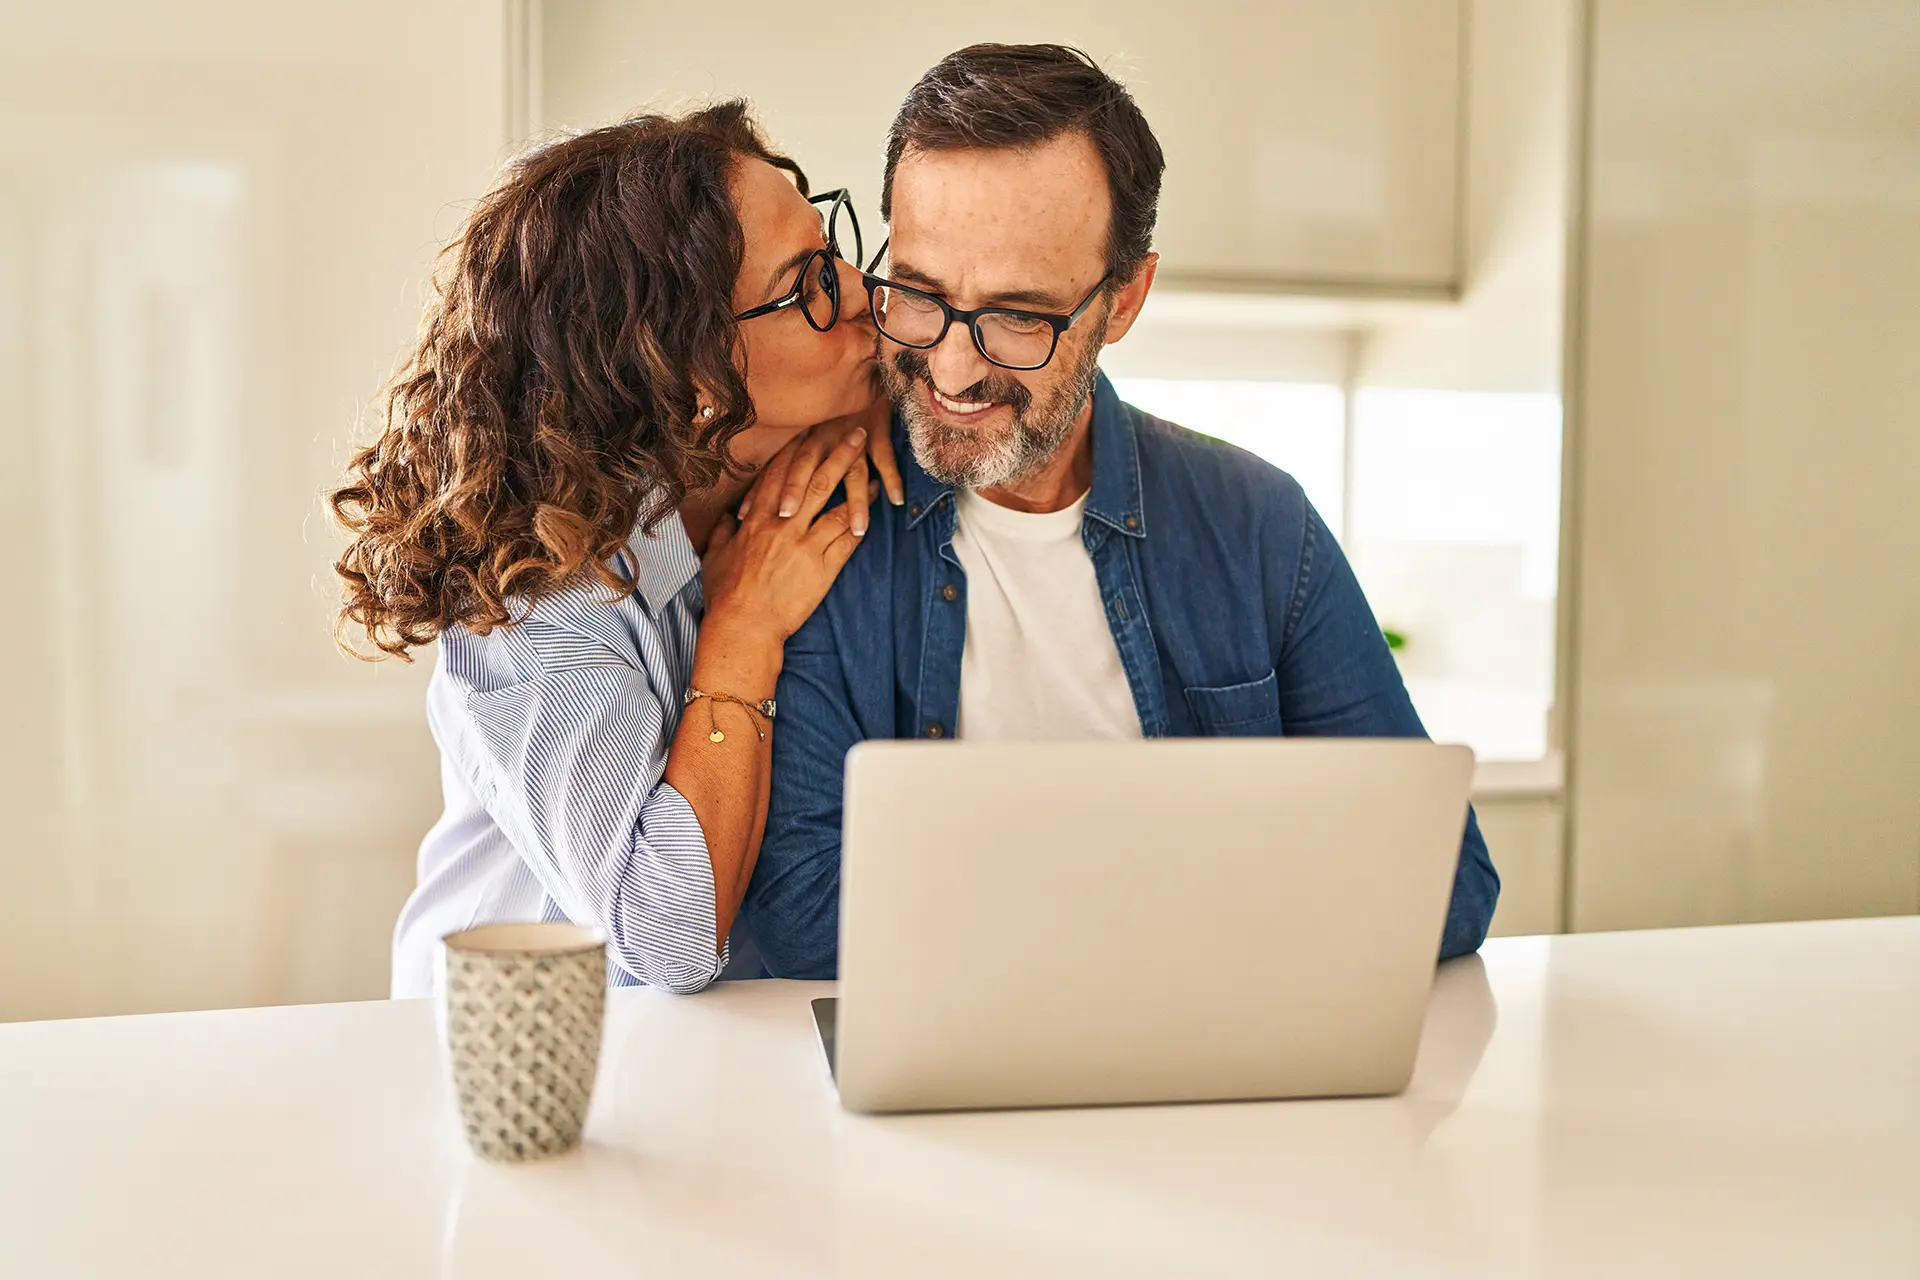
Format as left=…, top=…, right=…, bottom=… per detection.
left=684, top=686, right=775, bottom=744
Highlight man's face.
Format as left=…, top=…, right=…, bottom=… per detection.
left=878, top=132, right=1131, bottom=490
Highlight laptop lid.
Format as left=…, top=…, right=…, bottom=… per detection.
left=831, top=738, right=1473, bottom=1113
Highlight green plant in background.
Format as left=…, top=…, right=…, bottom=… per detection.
left=1382, top=628, right=1408, bottom=651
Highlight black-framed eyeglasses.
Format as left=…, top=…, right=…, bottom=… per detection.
left=732, top=189, right=864, bottom=331
left=859, top=237, right=1112, bottom=371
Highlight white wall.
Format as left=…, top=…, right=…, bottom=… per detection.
left=539, top=0, right=1466, bottom=291
left=1563, top=0, right=1920, bottom=929
left=1359, top=0, right=1574, bottom=393
left=0, top=1, right=508, bottom=1019
left=1108, top=0, right=1572, bottom=391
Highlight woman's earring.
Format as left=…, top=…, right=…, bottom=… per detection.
left=698, top=405, right=714, bottom=421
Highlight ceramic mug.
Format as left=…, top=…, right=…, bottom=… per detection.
left=441, top=922, right=606, bottom=1162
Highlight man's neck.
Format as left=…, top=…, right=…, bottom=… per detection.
left=976, top=398, right=1096, bottom=514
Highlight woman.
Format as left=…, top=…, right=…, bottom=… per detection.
left=331, top=103, right=898, bottom=997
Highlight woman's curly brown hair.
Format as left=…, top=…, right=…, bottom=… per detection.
left=329, top=101, right=807, bottom=659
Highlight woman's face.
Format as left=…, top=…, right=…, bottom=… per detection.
left=727, top=157, right=879, bottom=456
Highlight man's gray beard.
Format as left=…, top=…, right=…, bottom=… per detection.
left=899, top=319, right=1108, bottom=491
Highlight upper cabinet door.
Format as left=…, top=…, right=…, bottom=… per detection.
left=1115, top=0, right=1465, bottom=292
left=541, top=0, right=1466, bottom=294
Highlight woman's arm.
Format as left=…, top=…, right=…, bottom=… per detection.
left=451, top=656, right=735, bottom=995
left=664, top=423, right=875, bottom=951
left=661, top=614, right=780, bottom=954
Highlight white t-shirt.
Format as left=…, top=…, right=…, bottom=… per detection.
left=951, top=488, right=1143, bottom=742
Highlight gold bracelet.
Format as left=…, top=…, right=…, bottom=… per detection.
left=682, top=687, right=775, bottom=744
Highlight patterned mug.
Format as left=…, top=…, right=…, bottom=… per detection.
left=441, top=922, right=607, bottom=1162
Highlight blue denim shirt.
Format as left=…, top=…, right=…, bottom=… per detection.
left=740, top=374, right=1498, bottom=976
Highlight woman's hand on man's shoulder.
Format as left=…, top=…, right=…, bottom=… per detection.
left=701, top=421, right=881, bottom=647
left=739, top=396, right=902, bottom=522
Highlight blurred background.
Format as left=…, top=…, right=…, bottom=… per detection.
left=0, top=0, right=1914, bottom=1021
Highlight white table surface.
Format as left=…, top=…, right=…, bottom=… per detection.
left=2, top=918, right=1915, bottom=1278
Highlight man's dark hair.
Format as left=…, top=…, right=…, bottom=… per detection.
left=881, top=43, right=1166, bottom=284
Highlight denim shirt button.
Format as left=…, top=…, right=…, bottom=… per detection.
left=909, top=502, right=921, bottom=518
left=923, top=723, right=944, bottom=739
left=941, top=584, right=958, bottom=602
left=1125, top=515, right=1139, bottom=529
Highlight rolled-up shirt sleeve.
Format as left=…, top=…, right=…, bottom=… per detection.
left=461, top=664, right=727, bottom=993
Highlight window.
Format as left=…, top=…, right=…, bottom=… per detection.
left=1349, top=389, right=1562, bottom=762
left=1110, top=378, right=1562, bottom=762
left=1114, top=379, right=1347, bottom=533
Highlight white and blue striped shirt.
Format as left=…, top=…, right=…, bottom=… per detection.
left=390, top=514, right=729, bottom=998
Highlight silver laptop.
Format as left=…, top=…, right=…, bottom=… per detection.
left=816, top=738, right=1475, bottom=1113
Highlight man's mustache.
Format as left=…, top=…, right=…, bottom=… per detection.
left=890, top=350, right=1033, bottom=416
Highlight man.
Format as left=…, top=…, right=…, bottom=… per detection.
left=738, top=43, right=1498, bottom=977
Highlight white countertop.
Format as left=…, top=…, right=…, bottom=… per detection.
left=2, top=918, right=1915, bottom=1277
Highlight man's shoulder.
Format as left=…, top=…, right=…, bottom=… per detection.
left=1123, top=401, right=1312, bottom=519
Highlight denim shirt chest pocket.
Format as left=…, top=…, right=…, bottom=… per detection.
left=1182, top=671, right=1283, bottom=737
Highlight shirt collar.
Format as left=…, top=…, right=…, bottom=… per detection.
left=623, top=509, right=702, bottom=614
left=902, top=371, right=1146, bottom=538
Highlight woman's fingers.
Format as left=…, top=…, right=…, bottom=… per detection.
left=790, top=427, right=867, bottom=526
left=844, top=456, right=871, bottom=536
left=804, top=499, right=860, bottom=552
left=741, top=435, right=802, bottom=523
left=823, top=524, right=862, bottom=570
left=775, top=425, right=840, bottom=519
left=809, top=504, right=865, bottom=571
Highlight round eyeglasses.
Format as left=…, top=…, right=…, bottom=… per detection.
left=732, top=189, right=863, bottom=332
